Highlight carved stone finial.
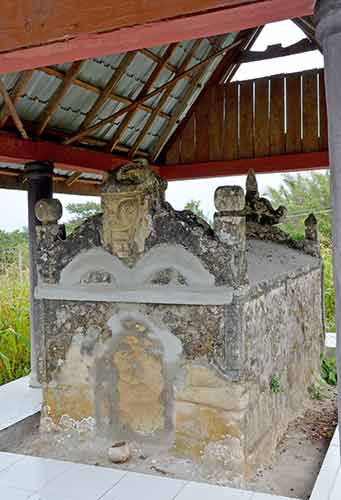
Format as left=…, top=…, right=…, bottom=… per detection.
left=305, top=213, right=319, bottom=241
left=246, top=169, right=259, bottom=199
left=214, top=186, right=245, bottom=212
left=101, top=162, right=167, bottom=261
left=35, top=198, right=63, bottom=225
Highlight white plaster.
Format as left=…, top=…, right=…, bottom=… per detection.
left=133, top=245, right=215, bottom=288
left=35, top=283, right=234, bottom=305
left=59, top=245, right=215, bottom=289
left=37, top=245, right=226, bottom=305
left=60, top=247, right=128, bottom=287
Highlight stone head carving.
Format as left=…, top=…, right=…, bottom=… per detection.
left=101, top=162, right=167, bottom=262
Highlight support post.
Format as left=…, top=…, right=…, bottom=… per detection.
left=316, top=0, right=341, bottom=454
left=24, top=161, right=54, bottom=387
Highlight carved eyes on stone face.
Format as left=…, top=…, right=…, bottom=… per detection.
left=117, top=199, right=138, bottom=226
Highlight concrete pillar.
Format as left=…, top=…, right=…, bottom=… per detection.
left=315, top=0, right=341, bottom=453
left=23, top=161, right=54, bottom=387
left=214, top=186, right=247, bottom=284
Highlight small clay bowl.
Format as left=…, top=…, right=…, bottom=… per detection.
left=108, top=441, right=131, bottom=463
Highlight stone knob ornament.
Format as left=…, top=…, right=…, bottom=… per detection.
left=35, top=198, right=63, bottom=225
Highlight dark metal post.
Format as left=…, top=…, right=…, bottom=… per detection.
left=24, top=161, right=54, bottom=387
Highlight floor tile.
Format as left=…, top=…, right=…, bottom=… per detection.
left=329, top=466, right=341, bottom=500
left=252, top=493, right=299, bottom=500
left=0, top=486, right=32, bottom=499
left=100, top=471, right=186, bottom=500
left=0, top=455, right=70, bottom=492
left=36, top=463, right=127, bottom=500
left=0, top=377, right=42, bottom=431
left=174, top=481, right=253, bottom=500
left=0, top=452, right=25, bottom=472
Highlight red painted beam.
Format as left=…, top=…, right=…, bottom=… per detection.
left=0, top=132, right=129, bottom=174
left=160, top=152, right=330, bottom=181
left=0, top=0, right=314, bottom=74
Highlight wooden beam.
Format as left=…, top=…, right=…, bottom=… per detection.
left=0, top=170, right=101, bottom=196
left=129, top=39, right=203, bottom=158
left=0, top=1, right=314, bottom=74
left=292, top=17, right=320, bottom=49
left=0, top=80, right=28, bottom=139
left=80, top=52, right=136, bottom=131
left=0, top=70, right=34, bottom=128
left=40, top=66, right=170, bottom=121
left=36, top=61, right=84, bottom=136
left=107, top=43, right=179, bottom=152
left=0, top=132, right=128, bottom=174
left=64, top=40, right=243, bottom=146
left=239, top=39, right=316, bottom=63
left=159, top=152, right=329, bottom=180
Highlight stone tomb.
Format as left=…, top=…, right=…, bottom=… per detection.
left=34, top=164, right=324, bottom=478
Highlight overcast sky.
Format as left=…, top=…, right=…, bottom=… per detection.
left=0, top=20, right=325, bottom=231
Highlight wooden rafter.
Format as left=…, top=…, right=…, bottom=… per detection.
left=0, top=80, right=28, bottom=140
left=106, top=42, right=179, bottom=153
left=0, top=70, right=34, bottom=128
left=141, top=49, right=192, bottom=82
left=40, top=66, right=170, bottom=121
left=128, top=40, right=203, bottom=158
left=292, top=17, right=320, bottom=50
left=64, top=39, right=244, bottom=146
left=35, top=61, right=85, bottom=136
left=239, top=39, right=316, bottom=63
left=80, top=51, right=136, bottom=131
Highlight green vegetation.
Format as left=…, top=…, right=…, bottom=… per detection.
left=266, top=171, right=335, bottom=331
left=321, top=356, right=337, bottom=386
left=0, top=268, right=30, bottom=385
left=65, top=201, right=101, bottom=233
left=270, top=374, right=282, bottom=394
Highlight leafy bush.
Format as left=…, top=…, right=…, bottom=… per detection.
left=321, top=356, right=337, bottom=386
left=0, top=268, right=30, bottom=385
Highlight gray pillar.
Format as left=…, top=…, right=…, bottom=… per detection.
left=316, top=0, right=341, bottom=453
left=24, top=161, right=54, bottom=387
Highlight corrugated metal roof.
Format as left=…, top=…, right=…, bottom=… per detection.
left=0, top=31, right=238, bottom=160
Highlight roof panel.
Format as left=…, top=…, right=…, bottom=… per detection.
left=0, top=31, right=239, bottom=159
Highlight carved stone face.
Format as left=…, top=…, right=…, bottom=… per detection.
left=102, top=192, right=151, bottom=261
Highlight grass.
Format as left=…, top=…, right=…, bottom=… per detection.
left=0, top=267, right=30, bottom=385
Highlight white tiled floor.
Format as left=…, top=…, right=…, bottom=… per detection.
left=310, top=427, right=340, bottom=500
left=0, top=452, right=300, bottom=500
left=0, top=376, right=42, bottom=431
left=0, top=376, right=339, bottom=500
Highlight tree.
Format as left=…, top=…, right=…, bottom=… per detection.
left=65, top=201, right=101, bottom=232
left=184, top=200, right=212, bottom=225
left=266, top=171, right=335, bottom=330
left=266, top=172, right=331, bottom=244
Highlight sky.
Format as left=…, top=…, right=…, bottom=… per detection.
left=0, top=20, right=325, bottom=231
